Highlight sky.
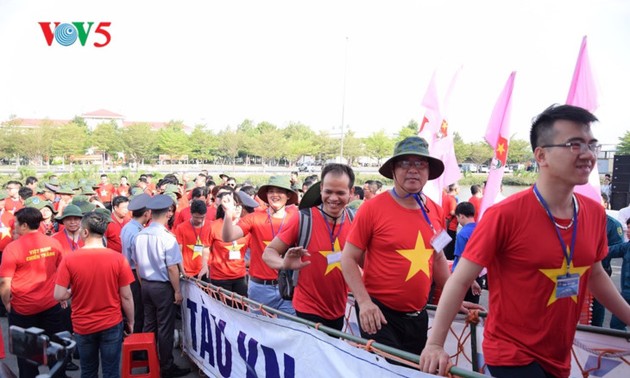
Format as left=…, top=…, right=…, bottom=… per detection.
left=1, top=0, right=629, bottom=145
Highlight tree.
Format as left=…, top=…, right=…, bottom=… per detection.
left=90, top=121, right=123, bottom=161
left=397, top=119, right=419, bottom=140
left=188, top=125, right=217, bottom=163
left=617, top=131, right=630, bottom=155
left=453, top=132, right=471, bottom=163
left=507, top=138, right=533, bottom=164
left=156, top=121, right=191, bottom=158
left=249, top=122, right=286, bottom=167
left=283, top=122, right=319, bottom=165
left=468, top=141, right=494, bottom=165
left=51, top=122, right=89, bottom=164
left=121, top=123, right=158, bottom=164
left=340, top=130, right=363, bottom=166
left=364, top=130, right=394, bottom=165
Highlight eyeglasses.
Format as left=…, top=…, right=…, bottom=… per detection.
left=541, top=142, right=601, bottom=154
left=395, top=160, right=429, bottom=170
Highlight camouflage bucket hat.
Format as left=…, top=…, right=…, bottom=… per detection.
left=379, top=136, right=445, bottom=180
left=24, top=197, right=56, bottom=213
left=257, top=176, right=298, bottom=206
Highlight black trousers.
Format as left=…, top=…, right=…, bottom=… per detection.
left=130, top=270, right=144, bottom=333
left=487, top=361, right=556, bottom=378
left=9, top=304, right=68, bottom=378
left=295, top=310, right=344, bottom=331
left=356, top=298, right=428, bottom=357
left=141, top=280, right=176, bottom=371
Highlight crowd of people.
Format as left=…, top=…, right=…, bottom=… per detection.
left=0, top=104, right=629, bottom=378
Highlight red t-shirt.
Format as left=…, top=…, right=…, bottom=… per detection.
left=115, top=184, right=130, bottom=197
left=278, top=208, right=351, bottom=320
left=173, top=220, right=212, bottom=276
left=347, top=192, right=445, bottom=312
left=173, top=206, right=215, bottom=230
left=442, top=193, right=458, bottom=231
left=105, top=215, right=130, bottom=253
left=4, top=198, right=23, bottom=214
left=0, top=232, right=63, bottom=315
left=0, top=211, right=14, bottom=252
left=238, top=207, right=297, bottom=280
left=52, top=230, right=85, bottom=255
left=97, top=183, right=115, bottom=203
left=468, top=195, right=482, bottom=222
left=462, top=188, right=607, bottom=377
left=208, top=219, right=249, bottom=280
left=55, top=247, right=135, bottom=335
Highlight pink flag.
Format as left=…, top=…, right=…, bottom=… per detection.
left=566, top=36, right=601, bottom=203
left=418, top=70, right=462, bottom=205
left=479, top=72, right=516, bottom=220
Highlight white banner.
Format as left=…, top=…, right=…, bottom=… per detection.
left=180, top=280, right=434, bottom=378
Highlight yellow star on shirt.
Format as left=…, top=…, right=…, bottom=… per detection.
left=226, top=242, right=244, bottom=253
left=263, top=240, right=271, bottom=246
left=186, top=243, right=203, bottom=260
left=396, top=231, right=433, bottom=281
left=539, top=257, right=590, bottom=306
left=319, top=238, right=343, bottom=275
left=0, top=224, right=10, bottom=239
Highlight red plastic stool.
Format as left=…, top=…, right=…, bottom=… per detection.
left=122, top=333, right=160, bottom=377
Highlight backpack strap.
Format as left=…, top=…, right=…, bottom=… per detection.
left=297, top=207, right=313, bottom=248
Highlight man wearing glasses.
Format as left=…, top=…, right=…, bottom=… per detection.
left=4, top=181, right=23, bottom=214
left=420, top=105, right=630, bottom=378
left=341, top=136, right=481, bottom=361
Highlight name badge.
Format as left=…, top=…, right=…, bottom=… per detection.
left=193, top=245, right=204, bottom=254
left=229, top=250, right=241, bottom=260
left=430, top=229, right=452, bottom=253
left=556, top=273, right=580, bottom=299
left=326, top=251, right=342, bottom=265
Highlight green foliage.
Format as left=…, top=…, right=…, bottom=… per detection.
left=90, top=121, right=122, bottom=156
left=121, top=123, right=158, bottom=163
left=397, top=120, right=419, bottom=141
left=157, top=121, right=191, bottom=157
left=617, top=131, right=630, bottom=154
left=364, top=130, right=394, bottom=165
left=17, top=166, right=37, bottom=180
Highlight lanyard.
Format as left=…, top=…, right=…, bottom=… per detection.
left=64, top=229, right=79, bottom=252
left=319, top=206, right=345, bottom=251
left=266, top=208, right=286, bottom=238
left=190, top=219, right=203, bottom=244
left=390, top=188, right=437, bottom=234
left=533, top=185, right=578, bottom=274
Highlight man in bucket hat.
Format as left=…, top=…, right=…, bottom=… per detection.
left=341, top=136, right=482, bottom=362
left=222, top=176, right=298, bottom=315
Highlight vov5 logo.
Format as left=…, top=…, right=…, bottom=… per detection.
left=39, top=22, right=111, bottom=47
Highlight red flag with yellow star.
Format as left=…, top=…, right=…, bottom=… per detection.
left=479, top=72, right=516, bottom=220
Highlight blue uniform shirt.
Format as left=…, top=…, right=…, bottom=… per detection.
left=452, top=222, right=476, bottom=272
left=132, top=222, right=182, bottom=282
left=121, top=219, right=144, bottom=269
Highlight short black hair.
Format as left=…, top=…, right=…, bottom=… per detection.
left=100, top=174, right=108, bottom=178
left=190, top=199, right=207, bottom=215
left=353, top=186, right=364, bottom=200
left=455, top=201, right=475, bottom=217
left=112, top=196, right=129, bottom=208
left=601, top=192, right=609, bottom=205
left=471, top=184, right=481, bottom=195
left=191, top=187, right=208, bottom=199
left=15, top=207, right=43, bottom=230
left=131, top=208, right=150, bottom=218
left=530, top=104, right=598, bottom=153
left=25, top=176, right=38, bottom=186
left=240, top=185, right=257, bottom=197
left=18, top=187, right=33, bottom=200
left=320, top=163, right=355, bottom=188
left=81, top=212, right=109, bottom=236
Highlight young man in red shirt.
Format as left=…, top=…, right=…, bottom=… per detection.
left=105, top=196, right=130, bottom=253
left=52, top=204, right=84, bottom=255
left=420, top=105, right=630, bottom=377
left=341, top=137, right=479, bottom=358
left=4, top=180, right=23, bottom=214
left=96, top=174, right=115, bottom=208
left=0, top=207, right=67, bottom=377
left=174, top=199, right=212, bottom=278
left=55, top=212, right=135, bottom=378
left=264, top=164, right=355, bottom=330
left=441, top=183, right=459, bottom=260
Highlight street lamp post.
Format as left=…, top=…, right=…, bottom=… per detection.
left=339, top=37, right=349, bottom=163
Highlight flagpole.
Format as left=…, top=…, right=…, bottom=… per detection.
left=339, top=37, right=348, bottom=162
